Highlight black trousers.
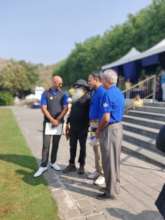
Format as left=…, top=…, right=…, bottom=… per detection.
left=69, top=128, right=88, bottom=166
left=41, top=123, right=61, bottom=167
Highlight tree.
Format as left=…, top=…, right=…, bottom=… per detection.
left=54, top=0, right=165, bottom=85
left=0, top=60, right=39, bottom=97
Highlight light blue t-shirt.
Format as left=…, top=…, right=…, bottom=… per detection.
left=89, top=85, right=106, bottom=120
left=100, top=85, right=125, bottom=124
left=161, top=72, right=165, bottom=84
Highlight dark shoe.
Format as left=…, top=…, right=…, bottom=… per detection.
left=63, top=164, right=77, bottom=173
left=96, top=193, right=116, bottom=200
left=78, top=165, right=85, bottom=175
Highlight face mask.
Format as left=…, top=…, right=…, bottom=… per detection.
left=69, top=87, right=85, bottom=102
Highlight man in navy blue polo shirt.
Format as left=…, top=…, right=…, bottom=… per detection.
left=34, top=75, right=68, bottom=177
left=88, top=73, right=106, bottom=185
left=96, top=69, right=125, bottom=200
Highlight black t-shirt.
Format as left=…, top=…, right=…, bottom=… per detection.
left=67, top=93, right=90, bottom=130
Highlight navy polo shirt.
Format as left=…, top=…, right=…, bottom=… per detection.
left=89, top=85, right=106, bottom=120
left=40, top=88, right=68, bottom=107
left=100, top=85, right=125, bottom=124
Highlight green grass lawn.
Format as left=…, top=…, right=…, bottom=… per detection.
left=0, top=108, right=59, bottom=220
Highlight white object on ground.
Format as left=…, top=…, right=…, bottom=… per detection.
left=94, top=176, right=105, bottom=186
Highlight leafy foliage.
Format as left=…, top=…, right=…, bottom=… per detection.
left=0, top=60, right=39, bottom=97
left=0, top=91, right=14, bottom=106
left=54, top=0, right=165, bottom=85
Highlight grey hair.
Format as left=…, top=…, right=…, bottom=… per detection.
left=101, top=69, right=118, bottom=84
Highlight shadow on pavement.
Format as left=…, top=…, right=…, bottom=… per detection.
left=0, top=154, right=46, bottom=186
left=122, top=162, right=165, bottom=173
left=106, top=208, right=164, bottom=220
left=57, top=174, right=99, bottom=199
left=0, top=153, right=95, bottom=191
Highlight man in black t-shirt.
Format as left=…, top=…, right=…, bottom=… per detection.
left=63, top=79, right=90, bottom=175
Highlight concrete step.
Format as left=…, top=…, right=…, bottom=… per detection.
left=123, top=102, right=165, bottom=168
left=123, top=122, right=158, bottom=139
left=144, top=102, right=165, bottom=108
left=128, top=110, right=165, bottom=121
left=123, top=130, right=159, bottom=153
left=122, top=140, right=165, bottom=168
left=123, top=115, right=164, bottom=129
left=136, top=106, right=165, bottom=114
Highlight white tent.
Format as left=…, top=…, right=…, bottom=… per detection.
left=137, top=39, right=165, bottom=60
left=102, top=39, right=165, bottom=70
left=102, top=48, right=141, bottom=70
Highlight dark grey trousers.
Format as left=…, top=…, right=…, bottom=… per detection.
left=99, top=123, right=123, bottom=197
left=41, top=123, right=61, bottom=167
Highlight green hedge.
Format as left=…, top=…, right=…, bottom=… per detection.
left=0, top=91, right=14, bottom=106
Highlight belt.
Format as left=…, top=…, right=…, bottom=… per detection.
left=108, top=122, right=122, bottom=128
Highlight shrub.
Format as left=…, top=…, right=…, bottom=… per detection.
left=0, top=91, right=14, bottom=106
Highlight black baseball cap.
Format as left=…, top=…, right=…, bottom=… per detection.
left=73, top=79, right=89, bottom=90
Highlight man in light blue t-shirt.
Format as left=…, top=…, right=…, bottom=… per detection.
left=160, top=69, right=165, bottom=101
left=96, top=69, right=125, bottom=200
left=88, top=73, right=106, bottom=186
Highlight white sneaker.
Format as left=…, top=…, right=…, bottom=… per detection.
left=49, top=163, right=61, bottom=171
left=88, top=171, right=99, bottom=180
left=33, top=166, right=48, bottom=177
left=94, top=176, right=105, bottom=186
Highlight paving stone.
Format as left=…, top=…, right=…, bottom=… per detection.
left=86, top=213, right=106, bottom=220
left=62, top=208, right=82, bottom=220
left=77, top=199, right=95, bottom=215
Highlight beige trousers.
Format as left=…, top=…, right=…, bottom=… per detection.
left=100, top=123, right=123, bottom=197
left=93, top=144, right=102, bottom=174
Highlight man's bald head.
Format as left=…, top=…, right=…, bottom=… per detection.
left=52, top=75, right=63, bottom=89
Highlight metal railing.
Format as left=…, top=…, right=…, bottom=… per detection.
left=123, top=75, right=157, bottom=110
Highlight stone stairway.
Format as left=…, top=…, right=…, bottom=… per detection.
left=123, top=102, right=165, bottom=168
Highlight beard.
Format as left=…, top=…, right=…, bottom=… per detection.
left=69, top=88, right=86, bottom=102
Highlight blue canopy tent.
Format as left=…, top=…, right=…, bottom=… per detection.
left=159, top=52, right=165, bottom=69
left=142, top=55, right=159, bottom=67
left=102, top=39, right=165, bottom=82
left=102, top=48, right=142, bottom=83
left=140, top=40, right=165, bottom=67
left=123, top=62, right=139, bottom=82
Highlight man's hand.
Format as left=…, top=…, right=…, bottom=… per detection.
left=51, top=119, right=59, bottom=127
left=56, top=106, right=68, bottom=122
left=97, top=113, right=110, bottom=137
left=41, top=105, right=57, bottom=125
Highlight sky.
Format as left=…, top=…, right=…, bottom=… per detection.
left=0, top=0, right=152, bottom=65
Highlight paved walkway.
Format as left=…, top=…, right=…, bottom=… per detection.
left=12, top=106, right=165, bottom=220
